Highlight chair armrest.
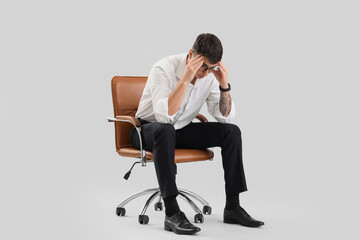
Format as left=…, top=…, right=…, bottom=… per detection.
left=106, top=115, right=146, bottom=166
left=195, top=114, right=208, bottom=123
left=106, top=115, right=141, bottom=127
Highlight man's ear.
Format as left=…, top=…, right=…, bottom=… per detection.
left=189, top=49, right=193, bottom=59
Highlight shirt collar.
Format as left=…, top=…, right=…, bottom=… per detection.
left=175, top=53, right=187, bottom=80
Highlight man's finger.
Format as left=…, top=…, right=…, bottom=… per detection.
left=218, top=64, right=224, bottom=73
left=191, top=55, right=202, bottom=61
left=219, top=61, right=227, bottom=72
left=194, top=60, right=204, bottom=70
left=191, top=55, right=204, bottom=64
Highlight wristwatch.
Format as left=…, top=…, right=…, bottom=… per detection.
left=219, top=83, right=231, bottom=92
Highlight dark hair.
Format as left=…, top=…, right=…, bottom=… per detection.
left=192, top=33, right=223, bottom=64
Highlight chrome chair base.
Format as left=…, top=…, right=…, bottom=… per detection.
left=115, top=188, right=212, bottom=225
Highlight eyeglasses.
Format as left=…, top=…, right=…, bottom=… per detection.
left=200, top=63, right=219, bottom=72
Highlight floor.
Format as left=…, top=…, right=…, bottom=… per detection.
left=55, top=190, right=353, bottom=240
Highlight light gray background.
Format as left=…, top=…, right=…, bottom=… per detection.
left=1, top=0, right=359, bottom=239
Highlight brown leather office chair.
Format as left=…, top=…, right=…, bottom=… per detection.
left=107, top=76, right=214, bottom=225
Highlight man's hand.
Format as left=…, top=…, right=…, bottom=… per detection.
left=168, top=55, right=204, bottom=116
left=182, top=55, right=204, bottom=83
left=211, top=61, right=231, bottom=117
left=211, top=61, right=228, bottom=89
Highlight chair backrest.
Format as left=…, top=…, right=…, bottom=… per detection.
left=111, top=76, right=147, bottom=151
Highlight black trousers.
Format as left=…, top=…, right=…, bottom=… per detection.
left=130, top=120, right=247, bottom=199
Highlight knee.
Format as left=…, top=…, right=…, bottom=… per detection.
left=153, top=123, right=176, bottom=140
left=222, top=123, right=241, bottom=138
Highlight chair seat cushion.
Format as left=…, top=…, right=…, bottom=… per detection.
left=117, top=147, right=214, bottom=163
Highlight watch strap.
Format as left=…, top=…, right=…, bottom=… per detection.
left=219, top=83, right=231, bottom=92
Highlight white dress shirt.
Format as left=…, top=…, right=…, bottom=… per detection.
left=135, top=53, right=235, bottom=130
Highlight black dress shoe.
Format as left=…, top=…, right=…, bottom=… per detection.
left=224, top=206, right=264, bottom=227
left=164, top=211, right=201, bottom=235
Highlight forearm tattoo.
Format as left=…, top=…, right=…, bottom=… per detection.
left=220, top=92, right=232, bottom=117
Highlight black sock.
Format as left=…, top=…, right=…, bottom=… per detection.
left=225, top=194, right=240, bottom=210
left=163, top=195, right=181, bottom=217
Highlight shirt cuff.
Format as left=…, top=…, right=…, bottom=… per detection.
left=153, top=97, right=177, bottom=123
left=213, top=101, right=235, bottom=123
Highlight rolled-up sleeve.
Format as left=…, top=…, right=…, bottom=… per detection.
left=149, top=66, right=178, bottom=124
left=206, top=79, right=235, bottom=123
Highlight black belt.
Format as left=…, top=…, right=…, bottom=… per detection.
left=137, top=118, right=150, bottom=125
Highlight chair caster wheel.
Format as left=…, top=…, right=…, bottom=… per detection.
left=154, top=202, right=163, bottom=211
left=116, top=207, right=126, bottom=216
left=203, top=205, right=212, bottom=215
left=194, top=213, right=204, bottom=223
left=138, top=215, right=149, bottom=224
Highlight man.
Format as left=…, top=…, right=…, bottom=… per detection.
left=130, top=33, right=264, bottom=235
